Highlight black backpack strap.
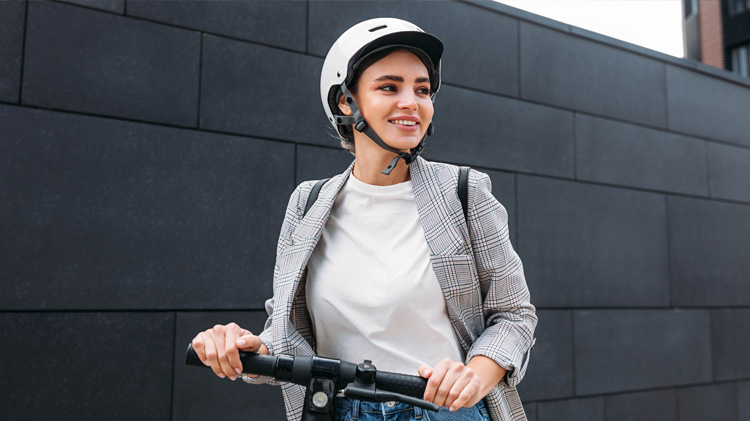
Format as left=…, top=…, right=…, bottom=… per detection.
left=458, top=166, right=470, bottom=220
left=303, top=178, right=330, bottom=218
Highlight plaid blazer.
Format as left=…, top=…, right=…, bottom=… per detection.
left=254, top=157, right=537, bottom=421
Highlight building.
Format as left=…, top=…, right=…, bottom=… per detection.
left=684, top=0, right=750, bottom=77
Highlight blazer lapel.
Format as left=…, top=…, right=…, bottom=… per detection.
left=411, top=158, right=478, bottom=349
left=410, top=157, right=469, bottom=256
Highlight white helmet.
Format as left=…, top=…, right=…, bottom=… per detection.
left=320, top=18, right=444, bottom=175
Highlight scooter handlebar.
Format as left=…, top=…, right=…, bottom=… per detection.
left=185, top=343, right=428, bottom=398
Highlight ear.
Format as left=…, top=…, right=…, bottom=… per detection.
left=337, top=92, right=353, bottom=116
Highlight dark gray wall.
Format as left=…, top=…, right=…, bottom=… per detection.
left=2, top=1, right=749, bottom=420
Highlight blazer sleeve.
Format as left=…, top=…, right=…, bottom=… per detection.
left=464, top=170, right=537, bottom=388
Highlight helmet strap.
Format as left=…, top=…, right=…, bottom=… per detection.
left=337, top=83, right=432, bottom=175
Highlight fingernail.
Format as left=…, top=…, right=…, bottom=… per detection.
left=424, top=369, right=432, bottom=376
left=230, top=376, right=237, bottom=381
left=234, top=368, right=241, bottom=374
left=236, top=338, right=246, bottom=346
left=204, top=360, right=209, bottom=366
left=218, top=373, right=226, bottom=379
left=449, top=406, right=455, bottom=412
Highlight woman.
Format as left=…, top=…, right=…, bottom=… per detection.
left=192, top=18, right=537, bottom=421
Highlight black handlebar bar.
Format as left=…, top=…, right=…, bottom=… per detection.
left=185, top=344, right=430, bottom=401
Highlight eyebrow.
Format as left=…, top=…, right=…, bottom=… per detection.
left=373, top=75, right=430, bottom=83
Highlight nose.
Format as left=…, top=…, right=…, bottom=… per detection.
left=397, top=89, right=418, bottom=110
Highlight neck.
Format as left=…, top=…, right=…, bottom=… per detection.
left=351, top=135, right=411, bottom=186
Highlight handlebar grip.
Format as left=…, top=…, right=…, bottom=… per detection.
left=185, top=343, right=278, bottom=377
left=376, top=371, right=428, bottom=398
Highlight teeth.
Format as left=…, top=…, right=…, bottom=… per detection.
left=390, top=120, right=417, bottom=126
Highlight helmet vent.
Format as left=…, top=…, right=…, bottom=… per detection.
left=369, top=25, right=387, bottom=32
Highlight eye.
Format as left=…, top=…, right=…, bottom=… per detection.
left=378, top=84, right=397, bottom=92
left=416, top=87, right=431, bottom=96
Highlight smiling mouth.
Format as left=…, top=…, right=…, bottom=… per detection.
left=389, top=120, right=418, bottom=126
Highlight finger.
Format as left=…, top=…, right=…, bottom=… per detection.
left=191, top=334, right=209, bottom=366
left=209, top=325, right=236, bottom=380
left=423, top=359, right=450, bottom=404
left=223, top=323, right=242, bottom=375
left=201, top=331, right=225, bottom=379
left=418, top=364, right=433, bottom=378
left=236, top=334, right=262, bottom=352
left=433, top=363, right=463, bottom=408
left=449, top=377, right=481, bottom=411
left=443, top=371, right=473, bottom=410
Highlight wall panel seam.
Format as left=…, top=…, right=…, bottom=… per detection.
left=197, top=33, right=204, bottom=129
left=169, top=311, right=177, bottom=421
left=662, top=64, right=670, bottom=131
left=305, top=0, right=310, bottom=55
left=516, top=18, right=522, bottom=99
left=572, top=112, right=578, bottom=181
left=18, top=0, right=29, bottom=104
left=705, top=141, right=713, bottom=198
left=570, top=311, right=576, bottom=397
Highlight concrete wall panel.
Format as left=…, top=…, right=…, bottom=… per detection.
left=677, top=383, right=738, bottom=421
left=0, top=312, right=174, bottom=421
left=0, top=105, right=294, bottom=310
left=296, top=145, right=355, bottom=186
left=518, top=310, right=574, bottom=401
left=711, top=309, right=750, bottom=382
left=667, top=65, right=750, bottom=147
left=518, top=176, right=669, bottom=307
left=537, top=397, right=604, bottom=421
left=739, top=381, right=750, bottom=421
left=669, top=197, right=750, bottom=306
left=574, top=310, right=712, bottom=395
left=605, top=389, right=677, bottom=421
left=576, top=114, right=708, bottom=196
left=708, top=142, right=750, bottom=202
left=23, top=1, right=200, bottom=126
left=524, top=402, right=537, bottom=421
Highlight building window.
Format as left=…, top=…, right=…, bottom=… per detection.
left=731, top=44, right=749, bottom=78
left=728, top=0, right=750, bottom=16
left=684, top=0, right=698, bottom=17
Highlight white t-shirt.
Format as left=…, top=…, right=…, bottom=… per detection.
left=305, top=173, right=464, bottom=375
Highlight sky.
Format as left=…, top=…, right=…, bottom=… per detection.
left=495, top=0, right=685, bottom=57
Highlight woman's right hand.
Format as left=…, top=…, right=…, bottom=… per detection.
left=191, top=322, right=268, bottom=381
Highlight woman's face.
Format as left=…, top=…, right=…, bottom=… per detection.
left=342, top=50, right=434, bottom=152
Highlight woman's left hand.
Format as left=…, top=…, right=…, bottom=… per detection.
left=418, top=358, right=483, bottom=411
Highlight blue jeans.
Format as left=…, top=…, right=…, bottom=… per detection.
left=333, top=397, right=491, bottom=421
